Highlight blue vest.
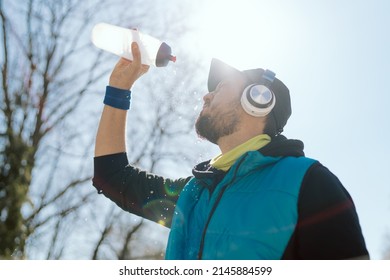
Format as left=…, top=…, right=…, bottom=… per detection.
left=165, top=151, right=316, bottom=259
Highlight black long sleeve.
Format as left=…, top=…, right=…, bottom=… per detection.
left=92, top=152, right=191, bottom=228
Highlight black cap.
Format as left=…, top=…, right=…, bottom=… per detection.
left=207, top=58, right=291, bottom=135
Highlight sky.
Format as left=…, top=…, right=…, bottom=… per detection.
left=181, top=0, right=390, bottom=259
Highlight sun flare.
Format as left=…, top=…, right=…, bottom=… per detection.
left=191, top=0, right=280, bottom=70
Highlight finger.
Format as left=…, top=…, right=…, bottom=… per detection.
left=131, top=42, right=141, bottom=67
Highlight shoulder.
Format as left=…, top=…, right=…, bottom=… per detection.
left=284, top=162, right=369, bottom=259
left=299, top=162, right=354, bottom=215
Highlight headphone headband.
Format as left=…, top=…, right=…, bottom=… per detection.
left=263, top=69, right=276, bottom=83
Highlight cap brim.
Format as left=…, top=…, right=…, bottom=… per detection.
left=207, top=58, right=242, bottom=92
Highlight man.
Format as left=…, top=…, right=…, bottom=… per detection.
left=93, top=42, right=369, bottom=259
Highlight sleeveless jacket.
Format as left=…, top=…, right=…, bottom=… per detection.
left=165, top=151, right=316, bottom=259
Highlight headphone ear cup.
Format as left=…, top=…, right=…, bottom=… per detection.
left=241, top=84, right=276, bottom=117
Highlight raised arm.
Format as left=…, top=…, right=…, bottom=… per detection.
left=93, top=42, right=191, bottom=227
left=95, top=42, right=149, bottom=157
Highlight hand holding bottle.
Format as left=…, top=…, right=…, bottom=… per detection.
left=109, top=42, right=149, bottom=90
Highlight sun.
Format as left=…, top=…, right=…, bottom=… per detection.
left=190, top=0, right=279, bottom=70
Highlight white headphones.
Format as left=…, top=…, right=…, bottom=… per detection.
left=240, top=69, right=276, bottom=117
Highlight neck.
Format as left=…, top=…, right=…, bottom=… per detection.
left=217, top=127, right=264, bottom=154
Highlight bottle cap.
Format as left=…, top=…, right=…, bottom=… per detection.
left=156, top=42, right=175, bottom=67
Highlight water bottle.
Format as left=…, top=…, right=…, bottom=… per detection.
left=91, top=22, right=176, bottom=67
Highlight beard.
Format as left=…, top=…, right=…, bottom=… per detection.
left=195, top=105, right=241, bottom=144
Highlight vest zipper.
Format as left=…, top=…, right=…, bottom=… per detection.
left=197, top=155, right=248, bottom=260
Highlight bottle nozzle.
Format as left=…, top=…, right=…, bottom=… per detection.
left=156, top=42, right=176, bottom=67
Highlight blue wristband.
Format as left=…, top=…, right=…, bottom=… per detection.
left=103, top=86, right=131, bottom=110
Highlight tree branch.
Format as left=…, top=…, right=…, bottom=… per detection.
left=26, top=176, right=92, bottom=224
left=117, top=220, right=143, bottom=260
left=0, top=1, right=13, bottom=134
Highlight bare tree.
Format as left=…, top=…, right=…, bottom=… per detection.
left=0, top=0, right=116, bottom=259
left=1, top=0, right=208, bottom=259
